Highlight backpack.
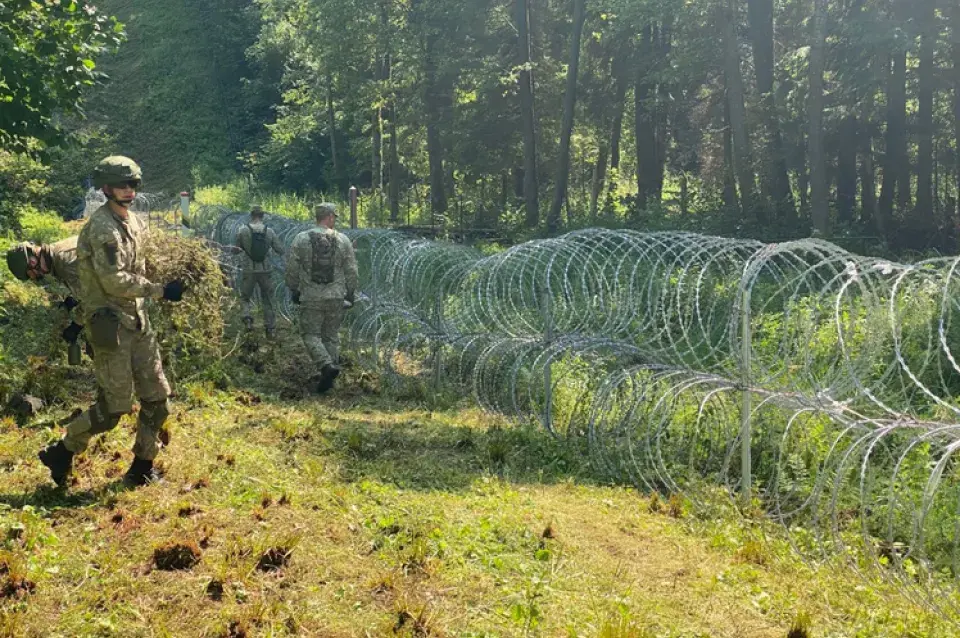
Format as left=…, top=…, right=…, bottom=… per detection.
left=309, top=231, right=337, bottom=284
left=246, top=225, right=269, bottom=263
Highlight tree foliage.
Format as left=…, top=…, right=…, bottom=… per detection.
left=0, top=0, right=123, bottom=149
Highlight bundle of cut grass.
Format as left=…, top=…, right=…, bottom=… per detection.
left=143, top=231, right=234, bottom=384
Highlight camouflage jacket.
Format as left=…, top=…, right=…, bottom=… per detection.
left=235, top=221, right=284, bottom=274
left=76, top=204, right=164, bottom=330
left=285, top=227, right=358, bottom=303
left=41, top=236, right=80, bottom=297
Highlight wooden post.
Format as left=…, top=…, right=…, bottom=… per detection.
left=349, top=186, right=358, bottom=229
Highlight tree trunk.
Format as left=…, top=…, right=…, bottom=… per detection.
left=808, top=0, right=829, bottom=236
left=721, top=0, right=758, bottom=220
left=326, top=73, right=341, bottom=193
left=860, top=110, right=877, bottom=228
left=747, top=0, right=796, bottom=224
left=915, top=0, right=935, bottom=227
left=385, top=50, right=401, bottom=223
left=636, top=25, right=659, bottom=210
left=609, top=66, right=628, bottom=171
left=877, top=50, right=905, bottom=237
left=373, top=1, right=388, bottom=192
left=654, top=23, right=672, bottom=202
left=722, top=93, right=740, bottom=212
left=423, top=33, right=448, bottom=218
left=590, top=141, right=609, bottom=221
left=547, top=0, right=587, bottom=234
left=516, top=0, right=540, bottom=228
left=954, top=4, right=960, bottom=222
left=837, top=114, right=858, bottom=225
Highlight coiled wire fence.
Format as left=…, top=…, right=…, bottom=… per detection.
left=193, top=207, right=960, bottom=618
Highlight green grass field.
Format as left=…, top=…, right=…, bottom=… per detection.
left=0, top=313, right=956, bottom=636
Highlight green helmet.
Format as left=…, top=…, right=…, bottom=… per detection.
left=93, top=155, right=142, bottom=188
left=5, top=243, right=34, bottom=281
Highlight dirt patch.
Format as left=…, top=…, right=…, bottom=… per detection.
left=256, top=546, right=292, bottom=572
left=153, top=541, right=202, bottom=571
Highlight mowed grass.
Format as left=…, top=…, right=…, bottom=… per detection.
left=0, top=322, right=957, bottom=636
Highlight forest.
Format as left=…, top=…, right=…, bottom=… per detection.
left=2, top=0, right=959, bottom=248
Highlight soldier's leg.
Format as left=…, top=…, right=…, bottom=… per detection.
left=130, top=328, right=172, bottom=463
left=63, top=329, right=135, bottom=454
left=43, top=327, right=133, bottom=485
left=240, top=271, right=256, bottom=328
left=257, top=273, right=276, bottom=334
left=299, top=304, right=332, bottom=371
left=320, top=299, right=345, bottom=364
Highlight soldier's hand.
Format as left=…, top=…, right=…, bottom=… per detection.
left=61, top=322, right=83, bottom=344
left=163, top=280, right=186, bottom=302
left=291, top=290, right=301, bottom=305
left=59, top=296, right=80, bottom=311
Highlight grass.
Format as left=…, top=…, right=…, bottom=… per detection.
left=0, top=314, right=958, bottom=636
left=1, top=212, right=957, bottom=635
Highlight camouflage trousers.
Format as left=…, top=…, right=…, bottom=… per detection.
left=240, top=271, right=276, bottom=331
left=62, top=324, right=172, bottom=461
left=299, top=299, right=344, bottom=371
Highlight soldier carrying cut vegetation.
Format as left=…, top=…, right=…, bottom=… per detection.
left=38, top=156, right=187, bottom=488
left=6, top=236, right=87, bottom=360
left=233, top=204, right=284, bottom=339
left=285, top=203, right=358, bottom=393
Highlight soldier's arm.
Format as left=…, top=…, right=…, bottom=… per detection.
left=284, top=236, right=302, bottom=291
left=91, top=232, right=164, bottom=299
left=342, top=237, right=359, bottom=295
left=232, top=226, right=248, bottom=256
left=269, top=228, right=285, bottom=256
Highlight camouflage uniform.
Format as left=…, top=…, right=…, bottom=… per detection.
left=42, top=236, right=81, bottom=298
left=285, top=226, right=358, bottom=371
left=61, top=203, right=171, bottom=461
left=235, top=221, right=284, bottom=333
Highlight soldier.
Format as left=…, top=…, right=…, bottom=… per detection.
left=37, top=156, right=186, bottom=488
left=6, top=237, right=86, bottom=354
left=234, top=204, right=284, bottom=338
left=285, top=203, right=358, bottom=393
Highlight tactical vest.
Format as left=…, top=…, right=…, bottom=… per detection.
left=309, top=232, right=337, bottom=284
left=247, top=225, right=269, bottom=263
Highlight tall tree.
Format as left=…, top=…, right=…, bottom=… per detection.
left=747, top=0, right=796, bottom=224
left=808, top=0, right=829, bottom=236
left=953, top=3, right=960, bottom=221
left=516, top=0, right=540, bottom=227
left=721, top=0, right=758, bottom=219
left=548, top=0, right=588, bottom=233
left=0, top=2, right=123, bottom=149
left=878, top=44, right=907, bottom=234
left=636, top=25, right=660, bottom=208
left=416, top=0, right=448, bottom=218
left=326, top=73, right=341, bottom=192
left=837, top=113, right=858, bottom=224
left=915, top=0, right=936, bottom=227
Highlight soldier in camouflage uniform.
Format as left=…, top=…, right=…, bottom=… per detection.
left=285, top=203, right=358, bottom=393
left=38, top=156, right=186, bottom=488
left=6, top=237, right=86, bottom=345
left=234, top=204, right=284, bottom=338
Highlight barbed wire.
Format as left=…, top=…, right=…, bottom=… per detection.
left=199, top=207, right=960, bottom=616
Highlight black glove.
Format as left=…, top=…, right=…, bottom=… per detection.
left=344, top=290, right=355, bottom=305
left=59, top=296, right=80, bottom=311
left=291, top=290, right=301, bottom=305
left=163, top=280, right=185, bottom=302
left=61, top=321, right=83, bottom=344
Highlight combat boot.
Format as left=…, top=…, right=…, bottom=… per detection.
left=38, top=441, right=74, bottom=487
left=316, top=364, right=341, bottom=394
left=123, top=457, right=162, bottom=487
